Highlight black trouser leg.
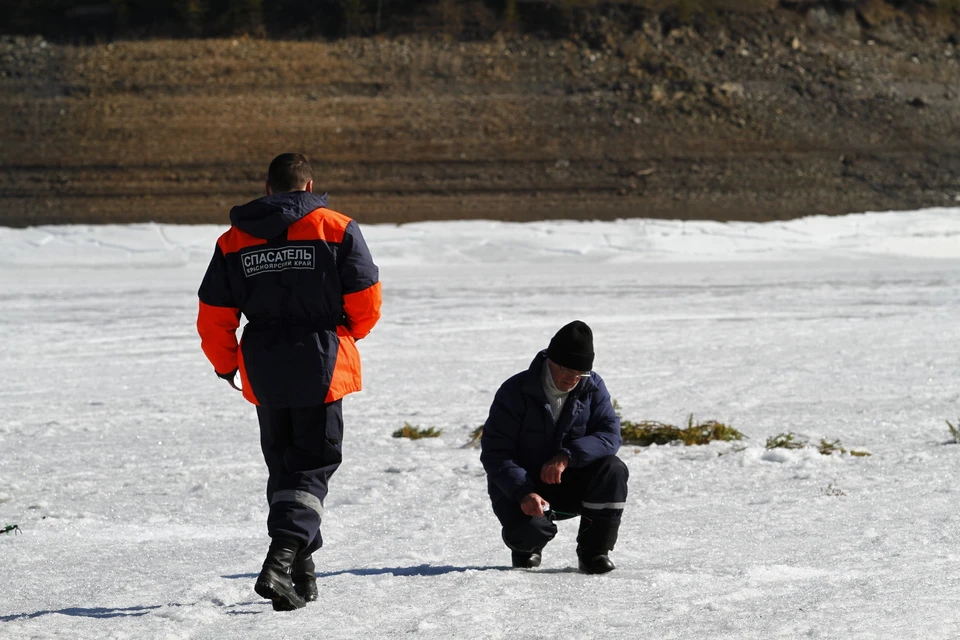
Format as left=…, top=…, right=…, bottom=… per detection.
left=492, top=455, right=628, bottom=556
left=258, top=401, right=343, bottom=556
left=493, top=499, right=558, bottom=554
left=573, top=455, right=629, bottom=554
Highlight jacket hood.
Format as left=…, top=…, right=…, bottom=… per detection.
left=229, top=191, right=329, bottom=239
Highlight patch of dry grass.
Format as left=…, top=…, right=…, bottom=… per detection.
left=392, top=422, right=443, bottom=439
left=620, top=413, right=745, bottom=446
left=463, top=425, right=484, bottom=448
left=946, top=419, right=960, bottom=444
left=766, top=432, right=871, bottom=457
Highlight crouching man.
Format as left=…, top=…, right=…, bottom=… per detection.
left=480, top=320, right=629, bottom=573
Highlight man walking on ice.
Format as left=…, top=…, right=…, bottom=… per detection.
left=197, top=153, right=381, bottom=610
left=480, top=320, right=628, bottom=573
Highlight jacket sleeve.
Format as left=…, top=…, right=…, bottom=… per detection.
left=197, top=244, right=241, bottom=376
left=338, top=219, right=381, bottom=340
left=565, top=377, right=622, bottom=468
left=480, top=384, right=537, bottom=503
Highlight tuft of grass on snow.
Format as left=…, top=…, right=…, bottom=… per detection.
left=612, top=399, right=624, bottom=417
left=766, top=432, right=807, bottom=450
left=819, top=438, right=871, bottom=457
left=817, top=438, right=845, bottom=455
left=620, top=413, right=744, bottom=447
left=680, top=415, right=745, bottom=445
left=463, top=425, right=484, bottom=448
left=946, top=419, right=960, bottom=444
left=620, top=419, right=683, bottom=446
left=766, top=432, right=870, bottom=457
left=392, top=422, right=443, bottom=439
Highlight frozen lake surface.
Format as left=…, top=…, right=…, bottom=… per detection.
left=1, top=209, right=959, bottom=639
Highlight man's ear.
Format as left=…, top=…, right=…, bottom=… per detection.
left=265, top=180, right=272, bottom=196
left=304, top=180, right=314, bottom=193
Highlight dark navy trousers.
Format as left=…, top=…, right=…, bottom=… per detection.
left=257, top=401, right=343, bottom=556
left=492, top=455, right=629, bottom=556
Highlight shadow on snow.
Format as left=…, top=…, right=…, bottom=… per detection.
left=0, top=601, right=263, bottom=622
left=0, top=565, right=516, bottom=621
left=0, top=605, right=162, bottom=621
left=224, top=563, right=511, bottom=580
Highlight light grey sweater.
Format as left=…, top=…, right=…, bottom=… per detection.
left=541, top=360, right=570, bottom=424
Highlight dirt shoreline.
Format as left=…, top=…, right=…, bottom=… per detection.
left=2, top=8, right=959, bottom=227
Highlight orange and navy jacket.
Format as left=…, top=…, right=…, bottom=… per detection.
left=197, top=191, right=381, bottom=407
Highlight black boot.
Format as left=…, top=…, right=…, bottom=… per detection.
left=292, top=553, right=318, bottom=602
left=578, top=550, right=616, bottom=574
left=254, top=538, right=307, bottom=611
left=576, top=514, right=619, bottom=575
left=511, top=550, right=542, bottom=568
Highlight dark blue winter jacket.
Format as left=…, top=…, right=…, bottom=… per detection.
left=480, top=351, right=622, bottom=505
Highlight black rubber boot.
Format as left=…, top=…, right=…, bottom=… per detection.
left=292, top=553, right=318, bottom=602
left=577, top=550, right=616, bottom=574
left=511, top=550, right=542, bottom=568
left=254, top=538, right=307, bottom=611
left=576, top=514, right=619, bottom=574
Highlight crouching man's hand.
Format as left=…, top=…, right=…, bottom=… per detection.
left=540, top=452, right=570, bottom=485
left=520, top=493, right=550, bottom=518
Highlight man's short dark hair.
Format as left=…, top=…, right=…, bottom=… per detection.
left=267, top=153, right=313, bottom=193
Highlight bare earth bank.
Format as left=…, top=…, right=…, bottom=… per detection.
left=2, top=9, right=960, bottom=227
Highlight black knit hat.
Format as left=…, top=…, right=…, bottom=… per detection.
left=546, top=320, right=594, bottom=371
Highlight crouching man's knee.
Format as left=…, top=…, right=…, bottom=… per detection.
left=597, top=455, right=629, bottom=482
left=582, top=455, right=628, bottom=510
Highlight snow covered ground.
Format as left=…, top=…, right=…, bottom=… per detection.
left=1, top=209, right=959, bottom=639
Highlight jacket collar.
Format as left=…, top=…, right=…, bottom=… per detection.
left=521, top=350, right=597, bottom=399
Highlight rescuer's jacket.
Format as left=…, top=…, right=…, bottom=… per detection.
left=197, top=191, right=381, bottom=407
